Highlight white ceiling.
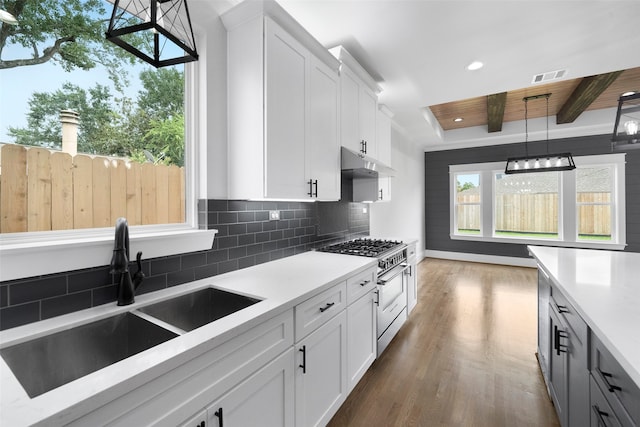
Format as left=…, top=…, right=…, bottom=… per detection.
left=198, top=0, right=640, bottom=150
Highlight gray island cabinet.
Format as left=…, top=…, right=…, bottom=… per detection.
left=530, top=246, right=640, bottom=427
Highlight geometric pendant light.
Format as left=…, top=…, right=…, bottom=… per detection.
left=106, top=0, right=198, bottom=68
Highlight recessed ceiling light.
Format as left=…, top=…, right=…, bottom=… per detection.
left=622, top=91, right=637, bottom=96
left=466, top=61, right=483, bottom=71
left=453, top=117, right=463, bottom=122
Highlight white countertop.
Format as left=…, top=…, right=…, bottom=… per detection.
left=0, top=251, right=376, bottom=426
left=528, top=246, right=640, bottom=388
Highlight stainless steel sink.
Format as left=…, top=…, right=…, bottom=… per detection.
left=137, top=287, right=261, bottom=332
left=0, top=312, right=178, bottom=398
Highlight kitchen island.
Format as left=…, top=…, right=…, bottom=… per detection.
left=528, top=245, right=640, bottom=426
left=0, top=251, right=377, bottom=426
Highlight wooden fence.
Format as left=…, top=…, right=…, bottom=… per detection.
left=457, top=192, right=611, bottom=235
left=0, top=144, right=185, bottom=233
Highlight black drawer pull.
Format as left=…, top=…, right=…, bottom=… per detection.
left=600, top=370, right=623, bottom=393
left=374, top=290, right=380, bottom=306
left=554, top=326, right=568, bottom=356
left=214, top=408, right=223, bottom=427
left=299, top=345, right=306, bottom=374
left=556, top=304, right=569, bottom=314
left=359, top=280, right=371, bottom=287
left=319, top=302, right=335, bottom=312
left=592, top=405, right=610, bottom=426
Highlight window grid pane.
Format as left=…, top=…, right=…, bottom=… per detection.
left=576, top=167, right=613, bottom=241
left=494, top=172, right=559, bottom=239
left=455, top=173, right=480, bottom=235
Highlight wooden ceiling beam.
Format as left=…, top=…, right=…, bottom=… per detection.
left=486, top=92, right=507, bottom=132
left=556, top=70, right=624, bottom=124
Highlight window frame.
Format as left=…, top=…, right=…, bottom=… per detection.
left=449, top=153, right=626, bottom=250
left=0, top=51, right=216, bottom=282
left=451, top=171, right=483, bottom=236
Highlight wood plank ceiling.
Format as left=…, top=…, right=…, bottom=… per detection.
left=429, top=67, right=640, bottom=132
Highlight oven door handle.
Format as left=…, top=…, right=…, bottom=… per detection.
left=378, top=263, right=409, bottom=285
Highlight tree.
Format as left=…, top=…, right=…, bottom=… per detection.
left=457, top=181, right=476, bottom=192
left=7, top=82, right=122, bottom=153
left=137, top=68, right=184, bottom=120
left=0, top=0, right=143, bottom=90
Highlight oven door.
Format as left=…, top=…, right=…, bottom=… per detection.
left=376, top=263, right=408, bottom=337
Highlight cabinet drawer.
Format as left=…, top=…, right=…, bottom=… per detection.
left=591, top=333, right=640, bottom=426
left=551, top=285, right=587, bottom=347
left=406, top=242, right=416, bottom=259
left=295, top=282, right=347, bottom=341
left=346, top=267, right=376, bottom=305
left=590, top=374, right=624, bottom=427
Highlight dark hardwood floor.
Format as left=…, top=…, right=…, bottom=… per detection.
left=328, top=258, right=560, bottom=427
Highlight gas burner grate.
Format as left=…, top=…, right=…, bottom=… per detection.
left=318, top=238, right=404, bottom=258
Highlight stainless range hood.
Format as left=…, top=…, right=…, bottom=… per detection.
left=341, top=147, right=395, bottom=177
left=341, top=147, right=394, bottom=202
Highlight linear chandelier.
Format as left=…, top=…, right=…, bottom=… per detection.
left=106, top=0, right=198, bottom=68
left=505, top=93, right=575, bottom=174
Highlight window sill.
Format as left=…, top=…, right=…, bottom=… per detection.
left=0, top=227, right=217, bottom=282
left=450, top=234, right=626, bottom=251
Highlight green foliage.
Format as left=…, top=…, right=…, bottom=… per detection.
left=0, top=0, right=149, bottom=90
left=456, top=181, right=476, bottom=193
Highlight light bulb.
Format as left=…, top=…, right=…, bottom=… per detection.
left=545, top=158, right=551, bottom=168
left=624, top=120, right=639, bottom=136
left=524, top=160, right=530, bottom=169
left=534, top=159, right=540, bottom=169
left=514, top=161, right=519, bottom=170
left=556, top=157, right=562, bottom=167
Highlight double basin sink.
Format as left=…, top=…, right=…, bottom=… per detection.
left=0, top=288, right=261, bottom=398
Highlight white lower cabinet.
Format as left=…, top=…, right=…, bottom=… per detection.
left=295, top=310, right=348, bottom=427
left=347, top=290, right=376, bottom=392
left=206, top=348, right=295, bottom=427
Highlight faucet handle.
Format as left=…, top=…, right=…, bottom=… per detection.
left=132, top=251, right=145, bottom=289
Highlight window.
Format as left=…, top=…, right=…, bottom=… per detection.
left=449, top=154, right=626, bottom=250
left=0, top=0, right=214, bottom=281
left=454, top=173, right=481, bottom=235
left=494, top=171, right=559, bottom=239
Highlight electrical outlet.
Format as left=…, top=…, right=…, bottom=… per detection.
left=269, top=210, right=280, bottom=220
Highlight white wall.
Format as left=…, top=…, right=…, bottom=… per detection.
left=370, top=127, right=426, bottom=259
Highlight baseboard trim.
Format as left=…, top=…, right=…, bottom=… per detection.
left=424, top=249, right=536, bottom=268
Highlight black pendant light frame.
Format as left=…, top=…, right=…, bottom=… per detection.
left=505, top=93, right=576, bottom=174
left=611, top=91, right=640, bottom=150
left=106, top=0, right=198, bottom=68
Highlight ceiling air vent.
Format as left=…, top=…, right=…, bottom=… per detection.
left=531, top=69, right=568, bottom=84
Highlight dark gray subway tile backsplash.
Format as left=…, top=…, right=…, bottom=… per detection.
left=0, top=199, right=369, bottom=331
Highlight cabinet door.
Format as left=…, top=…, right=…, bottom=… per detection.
left=549, top=304, right=569, bottom=427
left=359, top=86, right=377, bottom=158
left=538, top=267, right=551, bottom=381
left=339, top=67, right=362, bottom=154
left=264, top=18, right=308, bottom=199
left=308, top=57, right=340, bottom=201
left=179, top=409, right=207, bottom=427
left=208, top=348, right=295, bottom=427
left=296, top=311, right=347, bottom=427
left=406, top=258, right=417, bottom=314
left=347, top=291, right=376, bottom=392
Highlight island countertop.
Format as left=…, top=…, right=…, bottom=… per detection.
left=0, top=251, right=376, bottom=426
left=528, top=245, right=640, bottom=388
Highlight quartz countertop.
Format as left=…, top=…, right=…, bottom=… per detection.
left=0, top=251, right=376, bottom=426
left=528, top=246, right=640, bottom=388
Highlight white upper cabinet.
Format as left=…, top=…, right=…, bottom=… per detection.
left=307, top=57, right=341, bottom=200
left=330, top=46, right=382, bottom=159
left=376, top=105, right=393, bottom=201
left=222, top=1, right=341, bottom=201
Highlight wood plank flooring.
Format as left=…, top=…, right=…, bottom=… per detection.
left=328, top=258, right=560, bottom=427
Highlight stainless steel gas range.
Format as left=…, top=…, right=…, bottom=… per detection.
left=318, top=238, right=409, bottom=355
